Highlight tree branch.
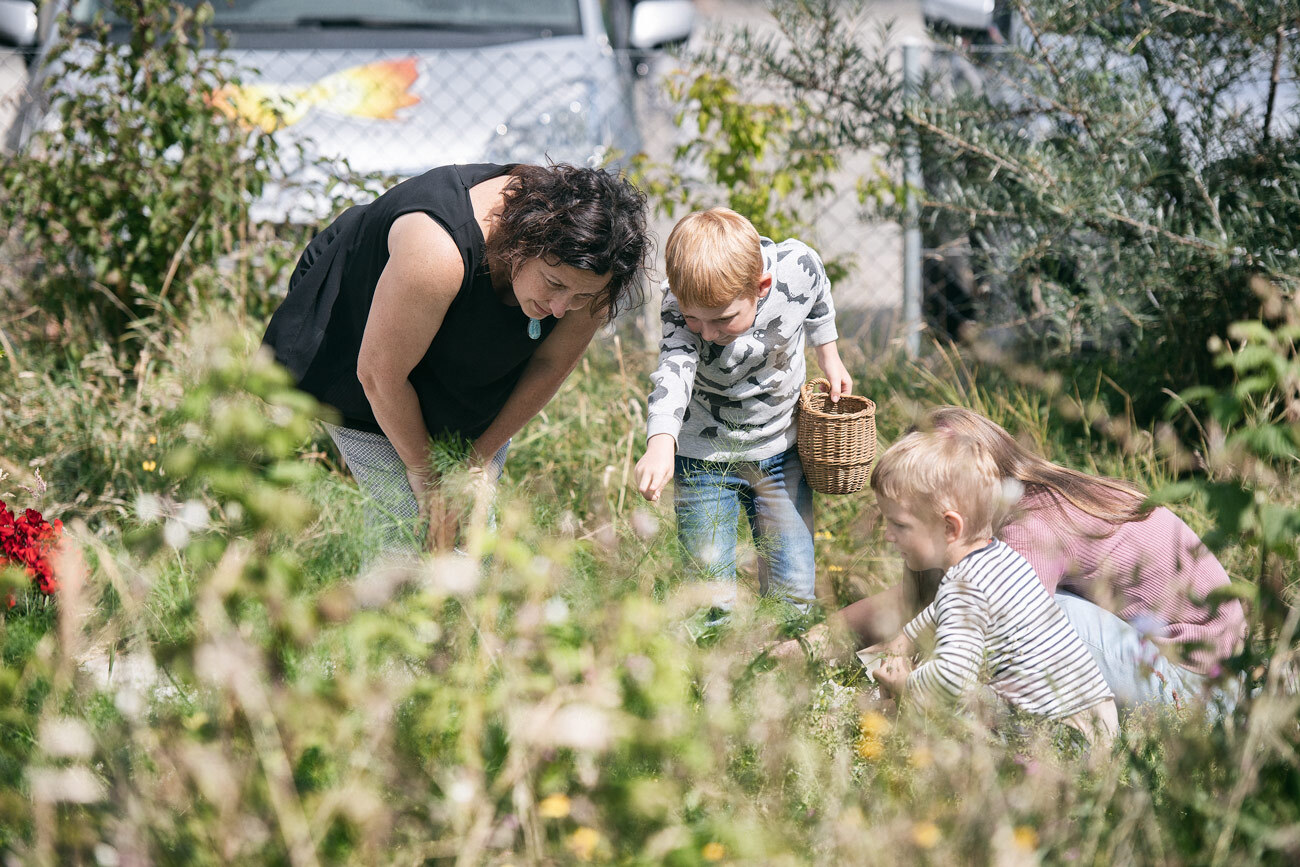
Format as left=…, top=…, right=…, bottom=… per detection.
left=1263, top=25, right=1286, bottom=143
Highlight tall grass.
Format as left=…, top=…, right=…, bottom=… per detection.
left=1, top=275, right=1297, bottom=863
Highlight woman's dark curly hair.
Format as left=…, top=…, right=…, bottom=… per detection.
left=486, top=163, right=650, bottom=322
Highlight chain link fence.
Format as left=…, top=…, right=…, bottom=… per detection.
left=1, top=40, right=905, bottom=346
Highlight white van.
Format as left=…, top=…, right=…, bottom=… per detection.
left=6, top=0, right=694, bottom=220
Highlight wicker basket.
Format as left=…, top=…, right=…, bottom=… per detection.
left=796, top=378, right=877, bottom=495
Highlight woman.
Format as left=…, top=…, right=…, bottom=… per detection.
left=786, top=406, right=1247, bottom=713
left=263, top=162, right=649, bottom=552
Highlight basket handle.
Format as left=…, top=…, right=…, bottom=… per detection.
left=800, top=378, right=831, bottom=412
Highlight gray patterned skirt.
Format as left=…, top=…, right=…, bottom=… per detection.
left=325, top=424, right=509, bottom=555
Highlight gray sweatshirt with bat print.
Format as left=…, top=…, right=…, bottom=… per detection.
left=645, top=237, right=839, bottom=462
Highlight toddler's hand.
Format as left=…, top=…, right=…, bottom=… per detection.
left=874, top=654, right=912, bottom=697
left=635, top=434, right=676, bottom=502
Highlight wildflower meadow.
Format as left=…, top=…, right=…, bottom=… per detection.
left=1, top=1, right=1298, bottom=865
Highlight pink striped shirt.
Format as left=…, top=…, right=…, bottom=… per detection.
left=998, top=490, right=1246, bottom=675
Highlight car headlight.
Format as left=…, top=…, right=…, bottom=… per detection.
left=485, top=80, right=607, bottom=167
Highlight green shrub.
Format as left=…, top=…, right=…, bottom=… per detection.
left=0, top=0, right=278, bottom=343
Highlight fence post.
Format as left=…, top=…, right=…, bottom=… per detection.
left=901, top=40, right=923, bottom=358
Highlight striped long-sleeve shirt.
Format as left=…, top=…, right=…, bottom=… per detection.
left=903, top=540, right=1114, bottom=721
left=645, top=237, right=838, bottom=462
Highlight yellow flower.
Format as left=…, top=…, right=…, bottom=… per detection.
left=859, top=711, right=891, bottom=737
left=909, top=746, right=933, bottom=769
left=567, top=827, right=601, bottom=861
left=148, top=435, right=157, bottom=444
left=828, top=564, right=844, bottom=572
left=912, top=821, right=941, bottom=849
left=142, top=460, right=157, bottom=472
left=856, top=736, right=885, bottom=760
left=538, top=793, right=571, bottom=819
left=814, top=530, right=834, bottom=540
left=1013, top=825, right=1039, bottom=851
left=702, top=841, right=726, bottom=861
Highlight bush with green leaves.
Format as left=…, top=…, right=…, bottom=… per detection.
left=1156, top=278, right=1300, bottom=673
left=629, top=47, right=869, bottom=283
left=652, top=0, right=1300, bottom=421
left=0, top=0, right=278, bottom=342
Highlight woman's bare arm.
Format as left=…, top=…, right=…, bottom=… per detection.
left=469, top=303, right=602, bottom=464
left=356, top=213, right=463, bottom=480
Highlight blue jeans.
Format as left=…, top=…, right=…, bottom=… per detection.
left=673, top=446, right=816, bottom=610
left=1054, top=592, right=1238, bottom=717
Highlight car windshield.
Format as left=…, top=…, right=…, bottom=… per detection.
left=70, top=0, right=583, bottom=33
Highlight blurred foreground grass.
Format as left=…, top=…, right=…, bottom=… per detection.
left=0, top=309, right=1296, bottom=866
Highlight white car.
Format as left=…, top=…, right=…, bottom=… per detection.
left=922, top=0, right=996, bottom=34
left=0, top=0, right=36, bottom=53
left=8, top=0, right=694, bottom=220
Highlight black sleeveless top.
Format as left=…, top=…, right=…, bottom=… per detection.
left=262, top=163, right=558, bottom=441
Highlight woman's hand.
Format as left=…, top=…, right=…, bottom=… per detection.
left=406, top=466, right=458, bottom=553
left=635, top=434, right=676, bottom=502
left=406, top=466, right=432, bottom=506
left=867, top=632, right=914, bottom=658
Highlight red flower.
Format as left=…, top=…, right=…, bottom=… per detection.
left=0, top=499, right=62, bottom=601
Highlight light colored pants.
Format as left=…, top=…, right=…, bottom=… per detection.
left=325, top=424, right=508, bottom=556
left=1054, top=592, right=1237, bottom=717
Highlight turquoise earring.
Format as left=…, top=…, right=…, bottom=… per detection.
left=528, top=318, right=542, bottom=339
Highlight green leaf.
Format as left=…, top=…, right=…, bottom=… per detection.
left=1229, top=425, right=1299, bottom=460
left=1257, top=503, right=1300, bottom=554
left=1145, top=480, right=1202, bottom=506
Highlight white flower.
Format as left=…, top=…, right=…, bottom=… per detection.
left=544, top=597, right=570, bottom=625
left=631, top=507, right=659, bottom=540
left=545, top=704, right=612, bottom=752
left=447, top=775, right=476, bottom=804
left=178, top=500, right=210, bottom=531
left=29, top=767, right=105, bottom=804
left=39, top=718, right=95, bottom=759
left=428, top=554, right=480, bottom=595
left=163, top=519, right=191, bottom=550
left=135, top=492, right=163, bottom=522
left=1000, top=477, right=1025, bottom=510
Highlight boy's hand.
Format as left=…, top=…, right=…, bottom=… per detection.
left=813, top=341, right=853, bottom=403
left=634, top=433, right=676, bottom=502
